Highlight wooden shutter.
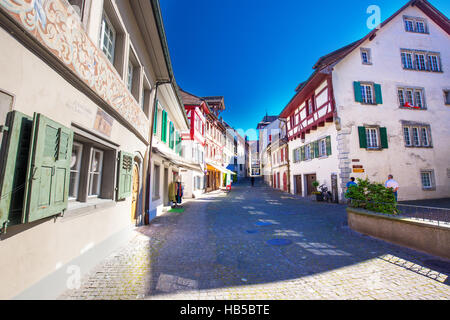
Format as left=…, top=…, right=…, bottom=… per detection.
left=169, top=121, right=174, bottom=149
left=0, top=111, right=33, bottom=228
left=374, top=84, right=383, bottom=104
left=117, top=151, right=134, bottom=200
left=161, top=110, right=167, bottom=143
left=300, top=146, right=305, bottom=161
left=354, top=82, right=362, bottom=102
left=153, top=101, right=158, bottom=135
left=22, top=113, right=73, bottom=223
left=380, top=127, right=389, bottom=149
left=313, top=141, right=319, bottom=158
left=326, top=136, right=332, bottom=156
left=358, top=126, right=367, bottom=149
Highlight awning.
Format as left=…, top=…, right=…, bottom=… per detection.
left=206, top=162, right=236, bottom=175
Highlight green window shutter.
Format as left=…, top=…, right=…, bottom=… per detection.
left=354, top=81, right=362, bottom=102
left=117, top=151, right=134, bottom=201
left=313, top=141, right=319, bottom=159
left=380, top=127, right=389, bottom=149
left=358, top=126, right=367, bottom=149
left=153, top=102, right=158, bottom=135
left=161, top=111, right=167, bottom=143
left=374, top=84, right=383, bottom=104
left=300, top=146, right=305, bottom=161
left=326, top=136, right=332, bottom=156
left=292, top=149, right=297, bottom=163
left=22, top=113, right=74, bottom=223
left=0, top=111, right=33, bottom=228
left=169, top=121, right=174, bottom=149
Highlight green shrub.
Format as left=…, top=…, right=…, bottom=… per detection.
left=312, top=180, right=320, bottom=190
left=346, top=178, right=399, bottom=215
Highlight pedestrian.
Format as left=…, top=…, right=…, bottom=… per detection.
left=346, top=177, right=357, bottom=190
left=385, top=174, right=399, bottom=202
left=251, top=176, right=255, bottom=187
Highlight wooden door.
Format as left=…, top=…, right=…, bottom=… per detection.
left=295, top=175, right=302, bottom=195
left=131, top=164, right=139, bottom=224
left=306, top=174, right=317, bottom=196
left=277, top=173, right=280, bottom=190
left=283, top=172, right=287, bottom=192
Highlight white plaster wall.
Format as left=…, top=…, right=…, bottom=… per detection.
left=332, top=5, right=450, bottom=200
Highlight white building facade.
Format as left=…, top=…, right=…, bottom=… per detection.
left=281, top=0, right=450, bottom=202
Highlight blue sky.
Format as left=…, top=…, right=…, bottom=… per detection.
left=160, top=0, right=449, bottom=140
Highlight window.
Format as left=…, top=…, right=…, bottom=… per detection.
left=421, top=127, right=430, bottom=146
left=319, top=138, right=327, bottom=157
left=68, top=135, right=117, bottom=204
left=401, top=49, right=441, bottom=72
left=421, top=172, right=432, bottom=188
left=421, top=170, right=435, bottom=190
left=412, top=127, right=420, bottom=146
left=401, top=52, right=414, bottom=69
left=416, top=21, right=425, bottom=33
left=444, top=90, right=450, bottom=105
left=88, top=149, right=104, bottom=197
left=403, top=127, right=411, bottom=146
left=415, top=53, right=426, bottom=70
left=127, top=62, right=134, bottom=92
left=428, top=55, right=440, bottom=72
left=361, top=84, right=374, bottom=104
left=405, top=18, right=414, bottom=32
left=305, top=144, right=311, bottom=160
left=366, top=128, right=379, bottom=149
left=69, top=142, right=83, bottom=199
left=403, top=124, right=432, bottom=147
left=397, top=87, right=426, bottom=109
left=361, top=48, right=371, bottom=65
left=153, top=164, right=160, bottom=199
left=100, top=13, right=116, bottom=64
left=403, top=16, right=428, bottom=33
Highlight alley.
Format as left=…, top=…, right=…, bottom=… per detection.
left=60, top=179, right=450, bottom=300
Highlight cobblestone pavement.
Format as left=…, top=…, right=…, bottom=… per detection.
left=60, top=179, right=450, bottom=300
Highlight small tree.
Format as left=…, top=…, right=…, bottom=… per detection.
left=346, top=178, right=399, bottom=215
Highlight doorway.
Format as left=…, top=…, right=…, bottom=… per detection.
left=131, top=164, right=139, bottom=225
left=295, top=175, right=302, bottom=196
left=305, top=173, right=317, bottom=196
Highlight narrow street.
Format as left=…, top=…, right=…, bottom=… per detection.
left=60, top=179, right=450, bottom=300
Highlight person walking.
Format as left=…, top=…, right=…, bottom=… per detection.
left=385, top=174, right=400, bottom=202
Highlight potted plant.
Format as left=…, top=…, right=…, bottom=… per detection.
left=311, top=181, right=323, bottom=201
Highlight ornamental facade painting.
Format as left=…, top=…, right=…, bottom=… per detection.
left=0, top=0, right=150, bottom=140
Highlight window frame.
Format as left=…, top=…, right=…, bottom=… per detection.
left=403, top=16, right=429, bottom=34
left=360, top=48, right=372, bottom=65
left=420, top=170, right=435, bottom=190
left=360, top=83, right=375, bottom=105
left=99, top=12, right=116, bottom=65
left=365, top=127, right=380, bottom=149
left=400, top=49, right=442, bottom=72
left=69, top=142, right=84, bottom=200
left=88, top=148, right=104, bottom=198
left=397, top=86, right=426, bottom=109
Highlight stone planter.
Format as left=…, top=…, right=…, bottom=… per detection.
left=347, top=207, right=450, bottom=260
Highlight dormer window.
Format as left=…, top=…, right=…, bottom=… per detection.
left=403, top=16, right=428, bottom=34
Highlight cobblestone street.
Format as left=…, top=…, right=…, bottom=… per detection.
left=60, top=179, right=450, bottom=300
